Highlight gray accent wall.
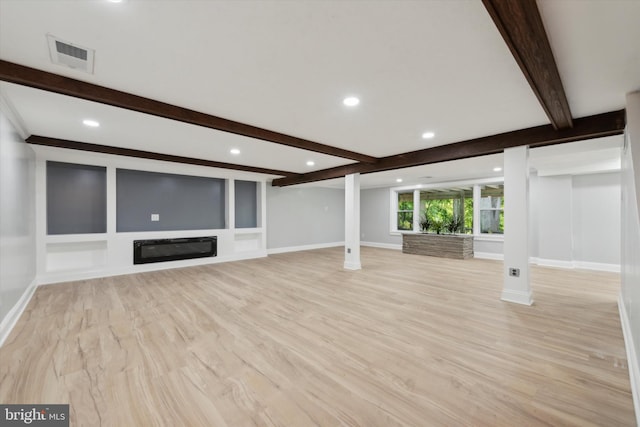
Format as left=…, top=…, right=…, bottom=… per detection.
left=116, top=169, right=225, bottom=232
left=361, top=187, right=402, bottom=246
left=47, top=161, right=107, bottom=235
left=266, top=185, right=344, bottom=249
left=235, top=180, right=257, bottom=228
left=0, top=110, right=36, bottom=325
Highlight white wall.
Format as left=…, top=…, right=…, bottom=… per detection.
left=528, top=172, right=620, bottom=270
left=266, top=185, right=345, bottom=251
left=0, top=108, right=37, bottom=345
left=620, top=91, right=640, bottom=421
left=473, top=238, right=504, bottom=259
left=572, top=173, right=621, bottom=266
left=361, top=187, right=402, bottom=248
left=530, top=174, right=573, bottom=264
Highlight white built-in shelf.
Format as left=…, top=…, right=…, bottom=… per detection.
left=233, top=227, right=263, bottom=235
left=45, top=233, right=108, bottom=244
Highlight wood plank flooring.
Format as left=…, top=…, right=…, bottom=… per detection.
left=0, top=247, right=634, bottom=426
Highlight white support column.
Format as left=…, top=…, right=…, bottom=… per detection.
left=473, top=184, right=481, bottom=235
left=106, top=167, right=116, bottom=234
left=344, top=173, right=362, bottom=270
left=34, top=158, right=47, bottom=278
left=413, top=189, right=420, bottom=231
left=259, top=181, right=267, bottom=252
left=502, top=146, right=533, bottom=305
left=105, top=166, right=118, bottom=268
left=227, top=179, right=235, bottom=230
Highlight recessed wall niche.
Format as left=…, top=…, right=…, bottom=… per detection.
left=235, top=180, right=258, bottom=228
left=116, top=169, right=225, bottom=232
left=46, top=161, right=107, bottom=235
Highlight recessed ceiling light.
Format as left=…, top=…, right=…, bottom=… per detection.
left=306, top=160, right=315, bottom=166
left=343, top=96, right=360, bottom=107
left=493, top=167, right=502, bottom=172
left=396, top=178, right=403, bottom=183
left=108, top=0, right=125, bottom=3
left=82, top=119, right=100, bottom=127
left=230, top=148, right=240, bottom=155
left=422, top=131, right=435, bottom=139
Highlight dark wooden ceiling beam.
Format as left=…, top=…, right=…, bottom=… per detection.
left=272, top=109, right=625, bottom=186
left=26, top=135, right=294, bottom=176
left=482, top=0, right=573, bottom=130
left=1, top=60, right=377, bottom=163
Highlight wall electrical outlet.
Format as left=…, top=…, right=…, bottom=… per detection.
left=509, top=268, right=520, bottom=277
left=347, top=248, right=351, bottom=254
left=151, top=214, right=159, bottom=221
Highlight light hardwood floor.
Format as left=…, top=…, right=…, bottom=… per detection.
left=0, top=247, right=634, bottom=426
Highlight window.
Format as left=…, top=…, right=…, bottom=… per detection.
left=391, top=180, right=504, bottom=236
left=479, top=184, right=504, bottom=234
left=396, top=192, right=414, bottom=231
left=419, top=188, right=473, bottom=234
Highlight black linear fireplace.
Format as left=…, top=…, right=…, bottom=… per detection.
left=133, top=236, right=217, bottom=264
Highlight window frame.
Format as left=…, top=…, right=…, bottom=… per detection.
left=390, top=177, right=505, bottom=238
left=478, top=184, right=505, bottom=235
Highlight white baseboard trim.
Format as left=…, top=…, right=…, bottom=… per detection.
left=38, top=251, right=269, bottom=285
left=500, top=289, right=533, bottom=306
left=529, top=258, right=620, bottom=272
left=0, top=277, right=37, bottom=347
left=469, top=254, right=619, bottom=272
left=530, top=257, right=574, bottom=269
left=267, top=241, right=344, bottom=255
left=343, top=261, right=362, bottom=270
left=573, top=261, right=620, bottom=273
left=474, top=252, right=504, bottom=261
left=361, top=241, right=402, bottom=251
left=618, top=292, right=640, bottom=426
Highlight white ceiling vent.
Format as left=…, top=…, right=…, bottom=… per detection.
left=47, top=34, right=95, bottom=74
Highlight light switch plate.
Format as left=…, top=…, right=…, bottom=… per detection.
left=151, top=214, right=159, bottom=221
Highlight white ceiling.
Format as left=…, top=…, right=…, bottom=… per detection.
left=0, top=0, right=638, bottom=188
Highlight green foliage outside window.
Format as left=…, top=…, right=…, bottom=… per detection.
left=420, top=197, right=473, bottom=234
left=397, top=199, right=414, bottom=230
left=397, top=185, right=503, bottom=234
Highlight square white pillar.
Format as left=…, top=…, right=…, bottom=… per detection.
left=344, top=173, right=361, bottom=270
left=502, top=146, right=533, bottom=305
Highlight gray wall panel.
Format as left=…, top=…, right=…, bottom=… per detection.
left=235, top=180, right=257, bottom=228
left=47, top=161, right=107, bottom=234
left=116, top=169, right=225, bottom=232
